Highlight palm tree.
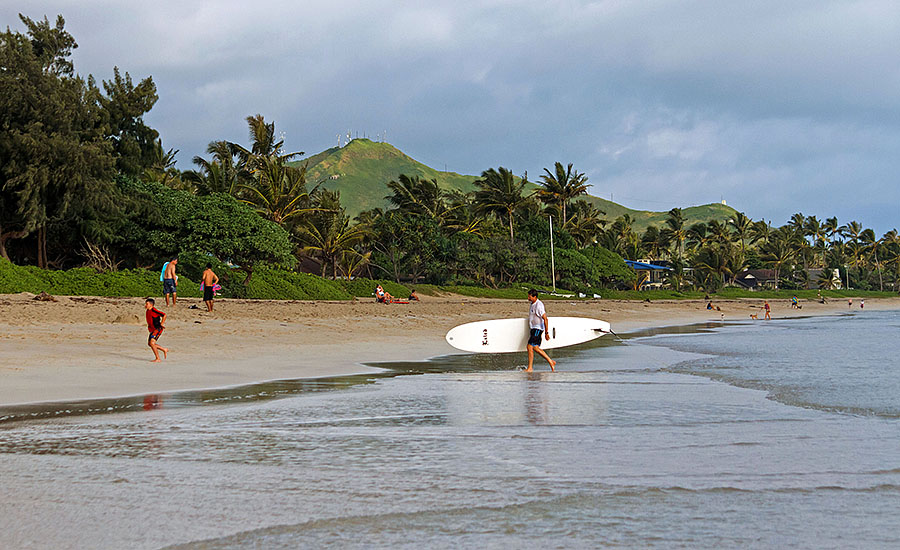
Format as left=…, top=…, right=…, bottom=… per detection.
left=143, top=139, right=180, bottom=187
left=297, top=191, right=370, bottom=279
left=605, top=215, right=640, bottom=259
left=566, top=200, right=606, bottom=248
left=239, top=157, right=317, bottom=226
left=706, top=219, right=732, bottom=245
left=881, top=229, right=900, bottom=291
left=729, top=212, right=754, bottom=253
left=788, top=212, right=806, bottom=237
left=385, top=174, right=459, bottom=225
left=185, top=140, right=241, bottom=195
left=661, top=208, right=688, bottom=290
left=641, top=226, right=668, bottom=261
left=804, top=215, right=827, bottom=268
left=221, top=115, right=317, bottom=228
left=817, top=268, right=839, bottom=290
left=860, top=228, right=884, bottom=291
left=687, top=222, right=710, bottom=251
left=536, top=162, right=589, bottom=224
left=692, top=244, right=738, bottom=291
left=442, top=191, right=484, bottom=236
left=840, top=220, right=863, bottom=245
left=244, top=114, right=280, bottom=157
left=823, top=216, right=840, bottom=245
left=473, top=167, right=529, bottom=242
left=751, top=220, right=772, bottom=246
left=761, top=227, right=797, bottom=290
left=840, top=221, right=864, bottom=274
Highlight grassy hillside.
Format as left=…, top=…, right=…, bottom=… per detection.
left=294, top=139, right=477, bottom=216
left=583, top=196, right=739, bottom=231
left=294, top=139, right=739, bottom=229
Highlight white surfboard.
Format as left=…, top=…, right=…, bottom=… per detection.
left=445, top=317, right=611, bottom=354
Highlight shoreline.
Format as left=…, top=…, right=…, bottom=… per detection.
left=2, top=292, right=898, bottom=408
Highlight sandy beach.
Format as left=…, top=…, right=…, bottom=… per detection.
left=1, top=291, right=897, bottom=406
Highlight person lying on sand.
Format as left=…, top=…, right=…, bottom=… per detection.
left=375, top=284, right=394, bottom=304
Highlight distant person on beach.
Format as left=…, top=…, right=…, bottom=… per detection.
left=201, top=264, right=219, bottom=312
left=791, top=296, right=799, bottom=309
left=849, top=298, right=853, bottom=309
left=163, top=257, right=178, bottom=306
left=861, top=300, right=865, bottom=309
left=707, top=301, right=713, bottom=310
left=144, top=298, right=169, bottom=362
left=764, top=300, right=771, bottom=320
left=526, top=289, right=556, bottom=372
left=409, top=289, right=420, bottom=301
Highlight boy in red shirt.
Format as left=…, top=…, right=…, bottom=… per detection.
left=144, top=298, right=169, bottom=362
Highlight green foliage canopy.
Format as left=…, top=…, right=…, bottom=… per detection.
left=117, top=179, right=294, bottom=277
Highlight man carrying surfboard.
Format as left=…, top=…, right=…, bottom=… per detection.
left=526, top=289, right=556, bottom=372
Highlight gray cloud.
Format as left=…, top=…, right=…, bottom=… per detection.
left=5, top=1, right=900, bottom=232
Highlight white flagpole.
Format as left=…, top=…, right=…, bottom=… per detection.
left=550, top=215, right=556, bottom=292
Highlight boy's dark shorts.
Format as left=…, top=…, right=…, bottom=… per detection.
left=203, top=286, right=214, bottom=301
left=148, top=329, right=163, bottom=344
left=163, top=278, right=176, bottom=294
left=527, top=328, right=543, bottom=347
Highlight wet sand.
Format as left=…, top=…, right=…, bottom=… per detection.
left=1, top=292, right=896, bottom=406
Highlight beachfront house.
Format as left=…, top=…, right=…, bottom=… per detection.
left=624, top=259, right=672, bottom=290
left=734, top=269, right=777, bottom=290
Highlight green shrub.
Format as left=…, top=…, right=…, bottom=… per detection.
left=0, top=258, right=201, bottom=297
left=242, top=266, right=352, bottom=300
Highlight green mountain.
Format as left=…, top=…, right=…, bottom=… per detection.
left=582, top=196, right=740, bottom=231
left=295, top=139, right=738, bottom=229
left=295, top=138, right=477, bottom=217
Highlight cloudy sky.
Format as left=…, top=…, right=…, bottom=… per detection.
left=7, top=1, right=900, bottom=232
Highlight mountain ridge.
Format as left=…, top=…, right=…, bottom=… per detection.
left=293, top=139, right=738, bottom=229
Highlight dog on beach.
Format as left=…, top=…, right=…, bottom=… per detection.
left=749, top=313, right=758, bottom=320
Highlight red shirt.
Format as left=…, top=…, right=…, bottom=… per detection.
left=146, top=308, right=164, bottom=332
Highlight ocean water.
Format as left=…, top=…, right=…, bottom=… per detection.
left=2, top=311, right=900, bottom=548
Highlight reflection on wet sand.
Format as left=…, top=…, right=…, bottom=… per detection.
left=143, top=394, right=163, bottom=410
left=442, top=370, right=609, bottom=426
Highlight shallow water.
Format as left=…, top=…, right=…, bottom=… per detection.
left=2, top=314, right=900, bottom=548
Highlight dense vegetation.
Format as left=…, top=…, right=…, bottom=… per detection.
left=2, top=14, right=898, bottom=301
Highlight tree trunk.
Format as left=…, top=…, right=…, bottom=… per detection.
left=803, top=254, right=810, bottom=289
left=37, top=225, right=48, bottom=269
left=1, top=228, right=31, bottom=262
left=876, top=248, right=884, bottom=292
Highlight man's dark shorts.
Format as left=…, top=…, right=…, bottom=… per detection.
left=527, top=328, right=543, bottom=347
left=163, top=278, right=176, bottom=294
left=148, top=329, right=163, bottom=344
left=203, top=286, right=214, bottom=301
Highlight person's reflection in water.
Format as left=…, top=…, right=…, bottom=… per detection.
left=142, top=394, right=163, bottom=410
left=524, top=371, right=548, bottom=425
